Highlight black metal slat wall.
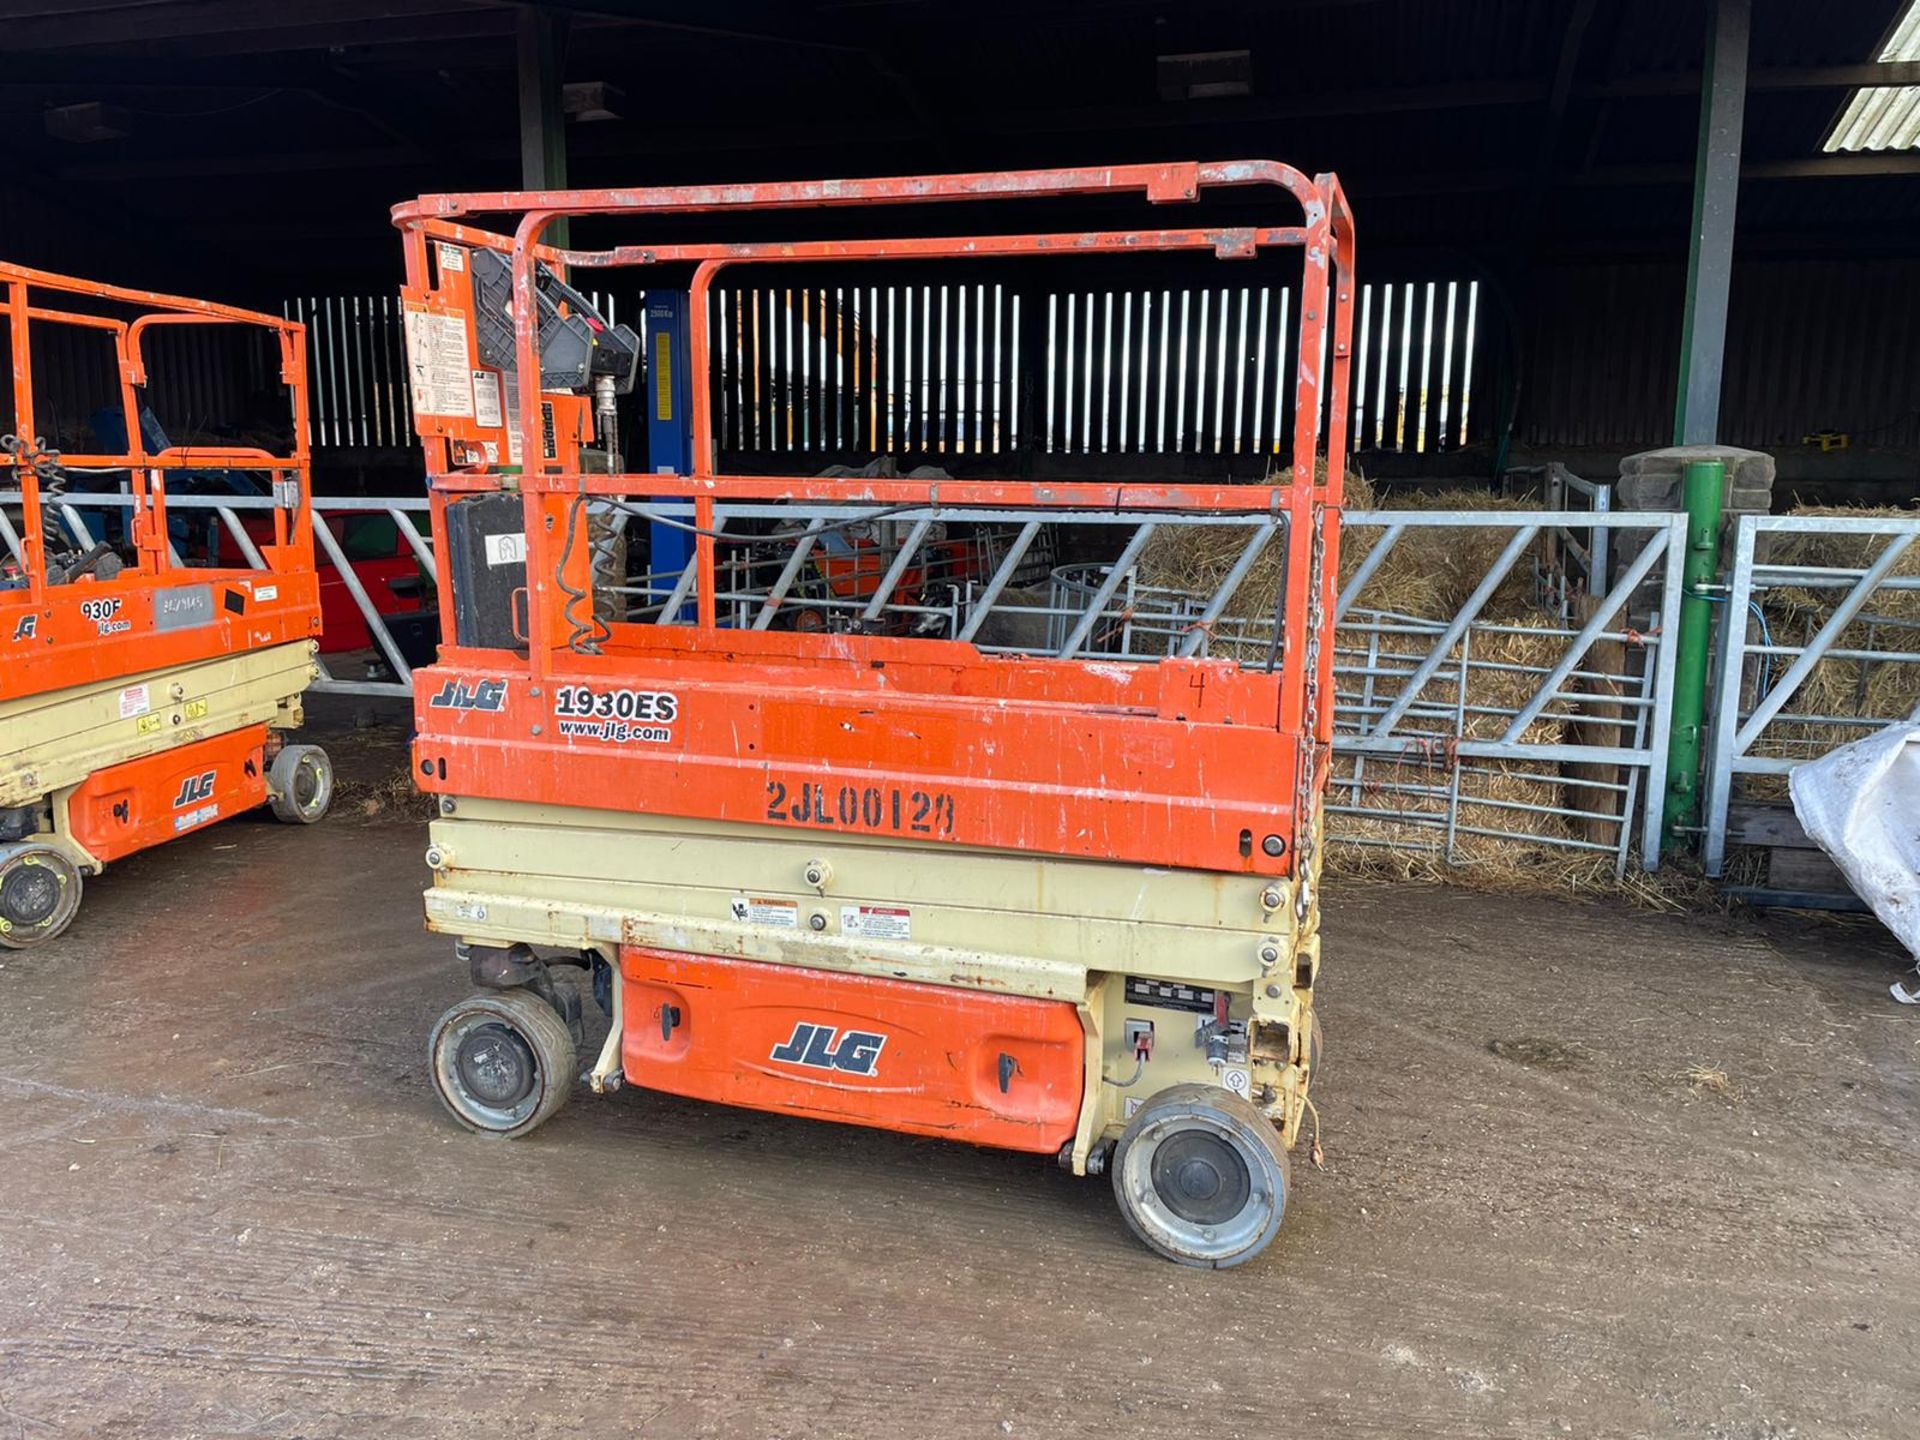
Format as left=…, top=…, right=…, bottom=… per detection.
left=1518, top=258, right=1920, bottom=452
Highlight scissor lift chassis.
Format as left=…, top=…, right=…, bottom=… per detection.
left=425, top=796, right=1321, bottom=1166
left=397, top=160, right=1354, bottom=1266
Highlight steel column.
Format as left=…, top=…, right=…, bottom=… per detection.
left=1673, top=0, right=1749, bottom=446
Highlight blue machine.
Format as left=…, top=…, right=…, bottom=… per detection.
left=643, top=293, right=695, bottom=597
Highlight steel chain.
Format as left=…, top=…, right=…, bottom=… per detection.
left=1293, top=504, right=1327, bottom=923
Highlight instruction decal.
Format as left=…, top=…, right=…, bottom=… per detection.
left=840, top=904, right=912, bottom=942
left=730, top=896, right=799, bottom=929
left=403, top=302, right=476, bottom=418
left=472, top=369, right=504, bottom=429
left=118, top=683, right=151, bottom=720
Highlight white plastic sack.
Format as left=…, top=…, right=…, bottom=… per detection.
left=1789, top=723, right=1920, bottom=990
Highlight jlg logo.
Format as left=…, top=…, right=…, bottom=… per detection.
left=172, top=771, right=217, bottom=808
left=768, top=1022, right=886, bottom=1077
left=427, top=677, right=508, bottom=712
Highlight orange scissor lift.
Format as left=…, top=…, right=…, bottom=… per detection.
left=398, top=162, right=1353, bottom=1266
left=0, top=266, right=333, bottom=947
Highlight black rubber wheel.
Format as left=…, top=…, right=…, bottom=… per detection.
left=1112, top=1082, right=1291, bottom=1268
left=268, top=743, right=333, bottom=825
left=428, top=989, right=578, bottom=1138
left=0, top=843, right=83, bottom=949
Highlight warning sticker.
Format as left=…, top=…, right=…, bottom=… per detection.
left=731, top=896, right=799, bottom=929
left=472, top=369, right=503, bottom=429
left=253, top=584, right=278, bottom=602
left=436, top=241, right=466, bottom=274
left=402, top=303, right=475, bottom=418
left=841, top=904, right=911, bottom=941
left=118, top=683, right=151, bottom=719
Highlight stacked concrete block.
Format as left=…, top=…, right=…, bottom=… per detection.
left=1612, top=445, right=1777, bottom=622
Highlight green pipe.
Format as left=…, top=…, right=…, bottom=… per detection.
left=1662, top=459, right=1726, bottom=847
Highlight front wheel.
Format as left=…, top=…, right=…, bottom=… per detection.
left=0, top=843, right=83, bottom=949
left=1111, top=1082, right=1291, bottom=1268
left=428, top=989, right=578, bottom=1138
left=268, top=743, right=333, bottom=824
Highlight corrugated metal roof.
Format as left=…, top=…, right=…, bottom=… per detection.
left=1825, top=0, right=1920, bottom=151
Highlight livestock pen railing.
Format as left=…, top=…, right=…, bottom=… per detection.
left=1702, top=512, right=1920, bottom=878
left=1042, top=510, right=1688, bottom=875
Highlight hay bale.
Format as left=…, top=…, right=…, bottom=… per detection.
left=1135, top=474, right=1539, bottom=636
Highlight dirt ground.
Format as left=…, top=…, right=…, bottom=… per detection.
left=1, top=716, right=1916, bottom=1440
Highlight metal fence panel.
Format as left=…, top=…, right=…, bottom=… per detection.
left=1702, top=512, right=1920, bottom=876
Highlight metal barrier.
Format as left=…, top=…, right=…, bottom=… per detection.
left=1702, top=512, right=1920, bottom=876
left=1, top=490, right=432, bottom=699
left=1046, top=509, right=1688, bottom=873
left=1506, top=462, right=1613, bottom=621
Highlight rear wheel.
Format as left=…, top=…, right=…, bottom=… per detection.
left=268, top=743, right=333, bottom=824
left=428, top=989, right=578, bottom=1138
left=0, top=843, right=83, bottom=949
left=1112, top=1082, right=1290, bottom=1268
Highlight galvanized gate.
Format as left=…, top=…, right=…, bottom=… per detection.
left=1702, top=512, right=1920, bottom=877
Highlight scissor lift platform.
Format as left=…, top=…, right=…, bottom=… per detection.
left=397, top=160, right=1353, bottom=1266
left=0, top=264, right=334, bottom=947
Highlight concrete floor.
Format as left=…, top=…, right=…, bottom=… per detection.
left=2, top=741, right=1917, bottom=1439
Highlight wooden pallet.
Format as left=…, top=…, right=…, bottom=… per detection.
left=1721, top=799, right=1868, bottom=912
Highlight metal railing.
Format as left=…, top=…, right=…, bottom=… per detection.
left=1505, top=461, right=1614, bottom=621
left=0, top=489, right=433, bottom=699
left=1702, top=512, right=1920, bottom=876
left=1042, top=510, right=1688, bottom=873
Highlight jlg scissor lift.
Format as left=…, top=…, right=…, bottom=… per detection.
left=0, top=265, right=333, bottom=948
left=398, top=162, right=1353, bottom=1266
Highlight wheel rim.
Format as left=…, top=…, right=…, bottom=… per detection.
left=435, top=1011, right=544, bottom=1129
left=1150, top=1129, right=1252, bottom=1227
left=457, top=1023, right=536, bottom=1107
left=0, top=848, right=80, bottom=946
left=1119, top=1109, right=1280, bottom=1262
left=293, top=757, right=322, bottom=812
left=1, top=860, right=59, bottom=927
